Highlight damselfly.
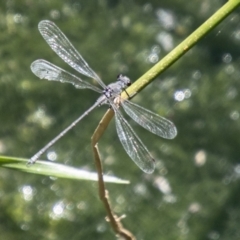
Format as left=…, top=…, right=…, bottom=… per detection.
left=29, top=20, right=177, bottom=173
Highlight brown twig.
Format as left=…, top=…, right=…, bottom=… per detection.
left=91, top=108, right=136, bottom=240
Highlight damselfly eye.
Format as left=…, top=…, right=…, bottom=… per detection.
left=117, top=73, right=123, bottom=79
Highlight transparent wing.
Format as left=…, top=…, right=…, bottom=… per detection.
left=38, top=20, right=106, bottom=88
left=121, top=100, right=177, bottom=139
left=113, top=106, right=155, bottom=174
left=31, top=59, right=102, bottom=93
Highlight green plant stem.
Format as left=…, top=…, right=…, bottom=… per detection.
left=122, top=0, right=240, bottom=99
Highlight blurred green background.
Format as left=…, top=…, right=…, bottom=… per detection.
left=1, top=0, right=240, bottom=239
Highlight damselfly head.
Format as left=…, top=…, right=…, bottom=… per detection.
left=117, top=74, right=131, bottom=87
